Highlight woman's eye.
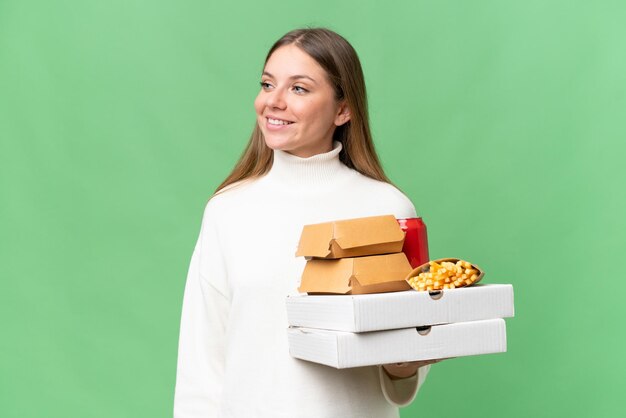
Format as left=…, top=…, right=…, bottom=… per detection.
left=293, top=85, right=308, bottom=94
left=260, top=81, right=272, bottom=89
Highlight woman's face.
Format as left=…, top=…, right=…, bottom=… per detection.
left=254, top=44, right=350, bottom=158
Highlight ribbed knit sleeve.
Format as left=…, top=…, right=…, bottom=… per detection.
left=174, top=204, right=230, bottom=417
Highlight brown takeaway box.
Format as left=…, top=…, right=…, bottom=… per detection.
left=298, top=252, right=413, bottom=295
left=296, top=215, right=405, bottom=259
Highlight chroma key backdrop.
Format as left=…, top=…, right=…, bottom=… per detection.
left=1, top=1, right=624, bottom=417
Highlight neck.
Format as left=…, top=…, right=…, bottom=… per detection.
left=265, top=141, right=347, bottom=189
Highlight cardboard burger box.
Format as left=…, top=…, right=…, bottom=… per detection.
left=296, top=214, right=405, bottom=259
left=296, top=215, right=413, bottom=295
left=298, top=252, right=413, bottom=295
left=287, top=318, right=507, bottom=369
left=287, top=283, right=515, bottom=332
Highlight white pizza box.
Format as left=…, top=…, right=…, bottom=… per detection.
left=287, top=318, right=506, bottom=369
left=286, top=284, right=514, bottom=332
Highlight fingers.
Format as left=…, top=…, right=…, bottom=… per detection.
left=384, top=357, right=456, bottom=369
left=408, top=357, right=456, bottom=367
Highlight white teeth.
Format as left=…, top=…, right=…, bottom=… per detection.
left=268, top=118, right=292, bottom=125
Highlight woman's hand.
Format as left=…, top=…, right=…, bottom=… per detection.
left=382, top=359, right=448, bottom=380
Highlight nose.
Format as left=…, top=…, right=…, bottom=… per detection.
left=266, top=87, right=287, bottom=110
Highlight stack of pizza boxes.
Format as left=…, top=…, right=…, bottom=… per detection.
left=286, top=214, right=515, bottom=369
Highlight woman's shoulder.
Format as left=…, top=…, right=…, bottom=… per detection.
left=350, top=171, right=418, bottom=218
left=203, top=178, right=260, bottom=216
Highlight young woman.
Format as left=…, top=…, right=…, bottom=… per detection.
left=174, top=28, right=438, bottom=418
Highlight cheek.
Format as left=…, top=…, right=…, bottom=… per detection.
left=291, top=98, right=321, bottom=123
left=301, top=100, right=337, bottom=129
left=254, top=93, right=264, bottom=115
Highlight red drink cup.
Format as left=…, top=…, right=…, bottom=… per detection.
left=397, top=218, right=430, bottom=268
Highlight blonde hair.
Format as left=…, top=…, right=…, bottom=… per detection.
left=215, top=28, right=391, bottom=194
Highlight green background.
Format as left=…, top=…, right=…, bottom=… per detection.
left=1, top=0, right=624, bottom=417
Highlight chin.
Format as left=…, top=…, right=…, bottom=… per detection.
left=263, top=135, right=293, bottom=152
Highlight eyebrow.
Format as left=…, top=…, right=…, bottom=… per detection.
left=262, top=71, right=317, bottom=84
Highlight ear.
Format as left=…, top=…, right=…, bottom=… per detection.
left=334, top=101, right=351, bottom=126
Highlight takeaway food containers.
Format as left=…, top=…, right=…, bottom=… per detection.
left=287, top=215, right=514, bottom=368
left=286, top=285, right=514, bottom=368
left=296, top=215, right=413, bottom=295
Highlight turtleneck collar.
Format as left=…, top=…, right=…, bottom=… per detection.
left=265, top=141, right=348, bottom=189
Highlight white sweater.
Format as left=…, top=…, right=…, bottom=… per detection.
left=174, top=142, right=430, bottom=418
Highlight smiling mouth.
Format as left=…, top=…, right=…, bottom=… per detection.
left=267, top=117, right=294, bottom=126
